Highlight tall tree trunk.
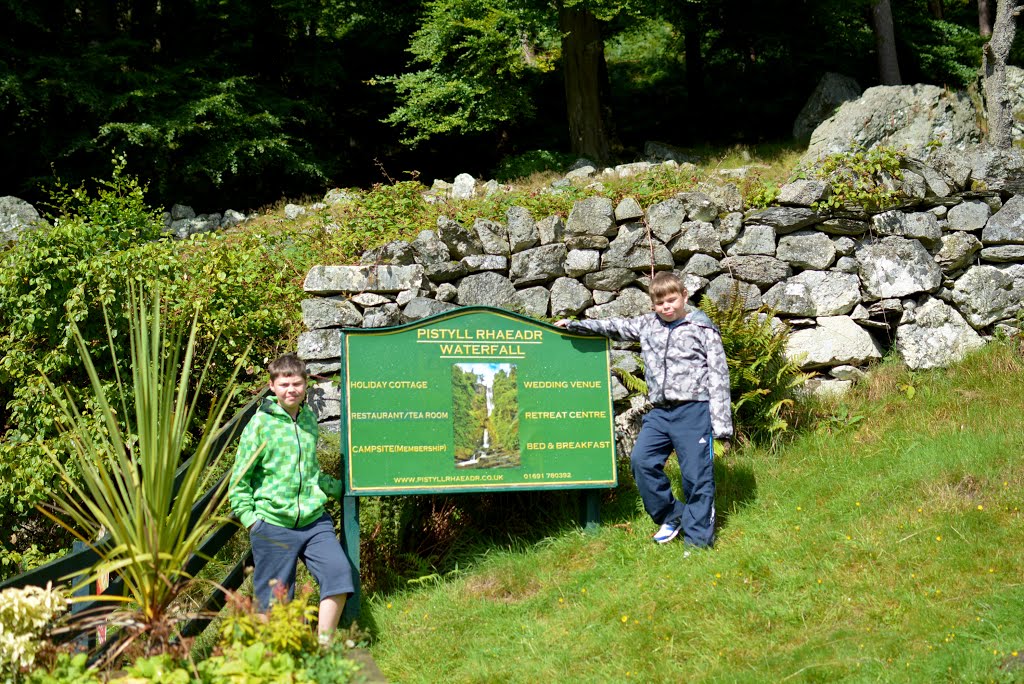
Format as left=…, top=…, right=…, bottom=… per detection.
left=928, top=0, right=944, bottom=19
left=872, top=0, right=902, bottom=85
left=558, top=2, right=611, bottom=162
left=983, top=0, right=1022, bottom=147
left=682, top=5, right=705, bottom=104
left=979, top=0, right=994, bottom=36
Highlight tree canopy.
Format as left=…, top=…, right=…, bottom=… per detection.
left=0, top=0, right=1019, bottom=209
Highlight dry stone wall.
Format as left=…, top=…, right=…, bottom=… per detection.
left=300, top=145, right=1024, bottom=425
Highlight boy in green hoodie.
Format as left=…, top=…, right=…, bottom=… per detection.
left=229, top=353, right=353, bottom=645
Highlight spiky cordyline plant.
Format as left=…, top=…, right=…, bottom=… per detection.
left=40, top=285, right=247, bottom=654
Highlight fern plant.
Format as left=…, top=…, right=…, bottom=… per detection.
left=699, top=296, right=811, bottom=445
left=612, top=357, right=648, bottom=395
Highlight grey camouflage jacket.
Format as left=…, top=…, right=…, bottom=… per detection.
left=567, top=308, right=734, bottom=439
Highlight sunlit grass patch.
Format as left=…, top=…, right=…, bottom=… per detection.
left=368, top=339, right=1024, bottom=682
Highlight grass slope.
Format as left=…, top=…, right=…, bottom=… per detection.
left=367, top=343, right=1024, bottom=683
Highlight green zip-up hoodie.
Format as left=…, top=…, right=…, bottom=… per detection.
left=228, top=397, right=341, bottom=530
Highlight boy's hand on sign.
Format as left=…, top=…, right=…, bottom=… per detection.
left=554, top=319, right=571, bottom=328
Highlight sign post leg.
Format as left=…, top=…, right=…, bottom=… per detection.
left=580, top=490, right=601, bottom=532
left=341, top=495, right=360, bottom=624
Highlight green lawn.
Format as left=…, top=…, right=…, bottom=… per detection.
left=366, top=343, right=1024, bottom=683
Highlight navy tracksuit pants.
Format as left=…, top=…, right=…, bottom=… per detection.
left=630, top=401, right=716, bottom=547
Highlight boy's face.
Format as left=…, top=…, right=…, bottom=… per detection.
left=652, top=291, right=685, bottom=322
left=269, top=374, right=307, bottom=415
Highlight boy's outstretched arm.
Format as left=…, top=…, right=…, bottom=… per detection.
left=554, top=316, right=643, bottom=342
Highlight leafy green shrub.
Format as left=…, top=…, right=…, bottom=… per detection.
left=0, top=157, right=166, bottom=578
left=0, top=162, right=306, bottom=579
left=805, top=145, right=907, bottom=213
left=0, top=583, right=67, bottom=676
left=743, top=176, right=781, bottom=210
left=699, top=296, right=810, bottom=445
left=22, top=653, right=98, bottom=684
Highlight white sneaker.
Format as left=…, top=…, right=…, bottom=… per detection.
left=652, top=520, right=681, bottom=544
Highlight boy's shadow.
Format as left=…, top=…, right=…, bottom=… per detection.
left=713, top=457, right=757, bottom=529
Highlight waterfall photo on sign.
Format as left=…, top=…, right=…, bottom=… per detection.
left=451, top=363, right=520, bottom=469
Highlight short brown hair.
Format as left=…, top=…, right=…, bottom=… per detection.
left=267, top=352, right=307, bottom=380
left=649, top=272, right=688, bottom=303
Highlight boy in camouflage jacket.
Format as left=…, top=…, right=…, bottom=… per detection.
left=229, top=353, right=353, bottom=644
left=557, top=272, right=732, bottom=547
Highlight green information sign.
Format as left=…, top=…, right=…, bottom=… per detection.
left=339, top=307, right=617, bottom=495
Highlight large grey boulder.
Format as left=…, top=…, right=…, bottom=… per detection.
left=745, top=207, right=819, bottom=234
left=894, top=298, right=984, bottom=370
left=872, top=211, right=942, bottom=249
left=715, top=213, right=744, bottom=243
left=511, top=287, right=550, bottom=318
left=474, top=218, right=510, bottom=256
left=705, top=274, right=762, bottom=310
left=776, top=231, right=836, bottom=269
left=584, top=267, right=636, bottom=291
left=676, top=192, right=720, bottom=222
left=981, top=194, right=1024, bottom=244
left=0, top=197, right=42, bottom=243
left=461, top=254, right=508, bottom=273
left=668, top=221, right=724, bottom=259
left=298, top=329, right=342, bottom=361
left=856, top=237, right=941, bottom=299
left=506, top=206, right=540, bottom=253
left=727, top=225, right=776, bottom=256
left=402, top=297, right=459, bottom=321
left=308, top=381, right=341, bottom=421
left=946, top=200, right=990, bottom=232
left=981, top=244, right=1024, bottom=262
left=536, top=215, right=565, bottom=245
left=949, top=264, right=1024, bottom=328
left=565, top=249, right=601, bottom=277
left=647, top=198, right=688, bottom=242
left=819, top=217, right=869, bottom=236
left=304, top=264, right=425, bottom=294
left=603, top=223, right=673, bottom=271
left=697, top=182, right=743, bottom=214
left=566, top=197, right=616, bottom=237
left=585, top=287, right=651, bottom=319
left=778, top=180, right=830, bottom=207
left=170, top=214, right=220, bottom=239
left=786, top=316, right=883, bottom=368
left=793, top=72, right=862, bottom=141
left=968, top=146, right=1024, bottom=195
left=411, top=230, right=450, bottom=265
left=423, top=261, right=468, bottom=283
left=719, top=255, right=791, bottom=287
left=510, top=244, right=567, bottom=286
left=550, top=277, right=594, bottom=317
left=437, top=217, right=484, bottom=258
left=456, top=271, right=517, bottom=308
left=363, top=303, right=402, bottom=328
left=614, top=197, right=644, bottom=223
left=361, top=240, right=416, bottom=265
left=762, top=271, right=861, bottom=316
left=682, top=253, right=722, bottom=278
left=301, top=297, right=363, bottom=329
left=935, top=232, right=982, bottom=272
left=802, top=84, right=980, bottom=164
left=452, top=173, right=476, bottom=199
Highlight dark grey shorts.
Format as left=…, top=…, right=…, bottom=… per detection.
left=249, top=512, right=354, bottom=610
